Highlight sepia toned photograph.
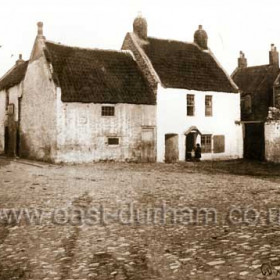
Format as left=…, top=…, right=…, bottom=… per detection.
left=0, top=0, right=280, bottom=279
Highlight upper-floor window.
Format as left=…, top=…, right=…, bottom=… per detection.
left=187, top=94, right=195, bottom=116
left=205, top=95, right=212, bottom=116
left=241, top=95, right=252, bottom=114
left=201, top=134, right=212, bottom=153
left=101, top=106, right=115, bottom=116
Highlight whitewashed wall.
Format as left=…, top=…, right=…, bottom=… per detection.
left=157, top=85, right=243, bottom=162
left=55, top=88, right=156, bottom=163
left=20, top=56, right=58, bottom=161
left=265, top=121, right=280, bottom=162
left=0, top=91, right=6, bottom=153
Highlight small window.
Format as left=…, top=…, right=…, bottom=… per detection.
left=213, top=135, right=225, bottom=153
left=108, top=137, right=119, bottom=145
left=102, top=106, right=115, bottom=116
left=205, top=95, right=212, bottom=116
left=5, top=91, right=9, bottom=110
left=241, top=95, right=252, bottom=114
left=187, top=94, right=195, bottom=116
left=201, top=135, right=212, bottom=153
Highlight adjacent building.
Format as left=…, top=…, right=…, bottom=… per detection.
left=122, top=16, right=243, bottom=162
left=232, top=45, right=280, bottom=161
left=0, top=55, right=28, bottom=156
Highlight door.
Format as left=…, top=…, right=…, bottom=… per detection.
left=185, top=133, right=196, bottom=160
left=244, top=123, right=264, bottom=160
left=4, top=126, right=9, bottom=155
left=141, top=128, right=156, bottom=162
left=165, top=134, right=179, bottom=163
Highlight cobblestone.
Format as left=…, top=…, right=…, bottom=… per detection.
left=0, top=158, right=280, bottom=279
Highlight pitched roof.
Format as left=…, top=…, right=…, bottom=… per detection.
left=232, top=65, right=279, bottom=121
left=232, top=65, right=278, bottom=94
left=44, top=41, right=155, bottom=104
left=140, top=37, right=237, bottom=93
left=0, top=61, right=29, bottom=91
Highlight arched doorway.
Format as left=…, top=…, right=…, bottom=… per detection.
left=184, top=126, right=201, bottom=161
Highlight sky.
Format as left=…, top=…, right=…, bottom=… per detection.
left=0, top=0, right=279, bottom=76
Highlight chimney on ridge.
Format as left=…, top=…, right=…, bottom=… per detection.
left=238, top=51, right=247, bottom=68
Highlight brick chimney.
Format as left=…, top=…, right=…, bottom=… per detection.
left=269, top=44, right=279, bottom=68
left=238, top=51, right=247, bottom=68
left=16, top=54, right=24, bottom=65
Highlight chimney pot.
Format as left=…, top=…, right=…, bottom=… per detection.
left=37, top=22, right=43, bottom=36
left=269, top=44, right=279, bottom=68
left=16, top=54, right=24, bottom=65
left=238, top=51, right=247, bottom=68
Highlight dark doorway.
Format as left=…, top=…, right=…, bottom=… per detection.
left=185, top=133, right=196, bottom=160
left=4, top=126, right=9, bottom=155
left=244, top=123, right=264, bottom=160
left=165, top=134, right=179, bottom=163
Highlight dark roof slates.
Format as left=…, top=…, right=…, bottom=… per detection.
left=0, top=61, right=29, bottom=91
left=141, top=37, right=237, bottom=93
left=45, top=42, right=155, bottom=104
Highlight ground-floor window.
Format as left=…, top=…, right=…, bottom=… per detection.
left=201, top=134, right=212, bottom=153
left=108, top=137, right=119, bottom=145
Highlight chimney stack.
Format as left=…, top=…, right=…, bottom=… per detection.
left=37, top=22, right=45, bottom=38
left=16, top=54, right=24, bottom=65
left=238, top=51, right=247, bottom=68
left=133, top=13, right=148, bottom=40
left=269, top=44, right=279, bottom=68
left=194, top=25, right=208, bottom=50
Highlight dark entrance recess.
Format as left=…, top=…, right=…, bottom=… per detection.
left=4, top=126, right=9, bottom=155
left=244, top=123, right=264, bottom=160
left=185, top=133, right=196, bottom=160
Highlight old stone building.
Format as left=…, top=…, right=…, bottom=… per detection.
left=232, top=45, right=280, bottom=161
left=0, top=55, right=28, bottom=156
left=1, top=22, right=156, bottom=163
left=122, top=15, right=243, bottom=162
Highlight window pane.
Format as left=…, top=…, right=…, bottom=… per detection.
left=187, top=95, right=195, bottom=116
left=108, top=138, right=119, bottom=145
left=102, top=106, right=115, bottom=116
left=201, top=135, right=212, bottom=153
left=205, top=96, right=212, bottom=116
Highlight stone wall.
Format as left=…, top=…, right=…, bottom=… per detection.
left=0, top=91, right=6, bottom=153
left=20, top=56, right=58, bottom=162
left=265, top=120, right=280, bottom=162
left=55, top=88, right=157, bottom=163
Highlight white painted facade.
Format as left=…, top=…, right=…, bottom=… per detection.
left=157, top=85, right=243, bottom=162
left=55, top=88, right=156, bottom=163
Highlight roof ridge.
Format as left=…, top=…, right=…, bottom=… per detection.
left=45, top=40, right=131, bottom=56
left=147, top=36, right=197, bottom=46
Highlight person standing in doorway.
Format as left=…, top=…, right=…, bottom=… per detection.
left=194, top=143, right=201, bottom=161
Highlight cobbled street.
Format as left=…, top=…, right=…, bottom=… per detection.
left=1, top=157, right=280, bottom=280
